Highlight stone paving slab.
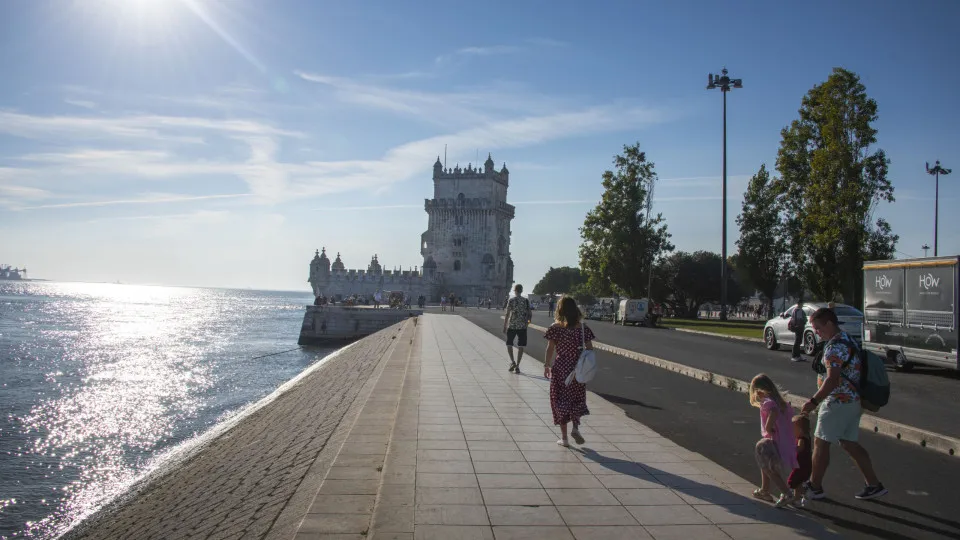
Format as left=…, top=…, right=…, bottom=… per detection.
left=295, top=314, right=841, bottom=539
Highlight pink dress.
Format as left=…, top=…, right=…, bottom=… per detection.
left=760, top=399, right=799, bottom=470
left=544, top=323, right=595, bottom=425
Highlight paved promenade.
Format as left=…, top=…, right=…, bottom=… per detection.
left=297, top=314, right=836, bottom=539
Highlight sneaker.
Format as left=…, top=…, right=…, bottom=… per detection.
left=570, top=430, right=585, bottom=445
left=508, top=362, right=516, bottom=373
left=855, top=483, right=888, bottom=500
left=791, top=356, right=806, bottom=363
left=557, top=438, right=569, bottom=447
left=802, top=481, right=826, bottom=500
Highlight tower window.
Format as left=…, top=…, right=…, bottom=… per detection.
left=454, top=260, right=462, bottom=271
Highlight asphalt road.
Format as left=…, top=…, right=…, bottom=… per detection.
left=454, top=308, right=960, bottom=540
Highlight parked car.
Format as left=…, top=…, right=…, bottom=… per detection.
left=763, top=302, right=863, bottom=355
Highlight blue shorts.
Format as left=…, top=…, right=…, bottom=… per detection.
left=815, top=400, right=862, bottom=444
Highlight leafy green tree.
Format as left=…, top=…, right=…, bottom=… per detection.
left=569, top=282, right=597, bottom=307
left=579, top=143, right=674, bottom=297
left=735, top=164, right=788, bottom=316
left=532, top=266, right=587, bottom=296
left=774, top=68, right=897, bottom=306
left=651, top=251, right=741, bottom=318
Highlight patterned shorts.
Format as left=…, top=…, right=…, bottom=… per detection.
left=755, top=439, right=781, bottom=471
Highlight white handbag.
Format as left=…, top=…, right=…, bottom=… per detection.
left=565, top=324, right=597, bottom=385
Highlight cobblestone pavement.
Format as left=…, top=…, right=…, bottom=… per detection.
left=298, top=315, right=839, bottom=539
left=63, top=321, right=410, bottom=540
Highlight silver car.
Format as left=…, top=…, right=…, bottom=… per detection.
left=763, top=302, right=864, bottom=355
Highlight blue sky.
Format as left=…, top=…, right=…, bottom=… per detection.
left=1, top=0, right=958, bottom=292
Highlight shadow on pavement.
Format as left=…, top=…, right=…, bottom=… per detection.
left=812, top=498, right=960, bottom=539
left=574, top=447, right=840, bottom=539
left=594, top=392, right=663, bottom=410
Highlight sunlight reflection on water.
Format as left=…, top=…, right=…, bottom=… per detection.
left=0, top=282, right=322, bottom=539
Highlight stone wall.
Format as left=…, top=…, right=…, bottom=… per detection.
left=298, top=306, right=422, bottom=345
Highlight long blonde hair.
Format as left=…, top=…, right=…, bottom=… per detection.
left=749, top=373, right=787, bottom=410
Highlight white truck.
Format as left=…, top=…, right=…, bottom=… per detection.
left=614, top=298, right=659, bottom=327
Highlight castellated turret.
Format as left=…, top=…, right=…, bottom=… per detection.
left=308, top=153, right=514, bottom=302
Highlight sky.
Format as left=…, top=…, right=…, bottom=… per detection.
left=1, top=0, right=958, bottom=293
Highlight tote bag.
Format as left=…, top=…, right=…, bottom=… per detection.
left=565, top=324, right=597, bottom=385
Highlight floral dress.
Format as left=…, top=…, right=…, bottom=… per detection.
left=544, top=323, right=595, bottom=425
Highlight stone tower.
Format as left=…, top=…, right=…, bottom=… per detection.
left=421, top=153, right=515, bottom=302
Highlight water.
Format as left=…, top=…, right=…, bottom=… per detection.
left=0, top=282, right=327, bottom=539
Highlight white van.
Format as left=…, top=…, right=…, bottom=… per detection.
left=615, top=298, right=658, bottom=327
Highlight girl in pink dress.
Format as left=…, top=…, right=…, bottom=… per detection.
left=544, top=296, right=595, bottom=447
left=749, top=373, right=799, bottom=507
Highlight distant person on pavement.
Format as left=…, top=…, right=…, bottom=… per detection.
left=502, top=284, right=532, bottom=373
left=789, top=296, right=807, bottom=362
left=548, top=296, right=556, bottom=318
left=449, top=293, right=456, bottom=312
left=800, top=307, right=887, bottom=501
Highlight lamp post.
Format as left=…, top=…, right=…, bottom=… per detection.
left=926, top=161, right=952, bottom=257
left=707, top=68, right=742, bottom=321
left=922, top=244, right=930, bottom=258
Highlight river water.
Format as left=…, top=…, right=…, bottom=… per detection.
left=0, top=282, right=328, bottom=539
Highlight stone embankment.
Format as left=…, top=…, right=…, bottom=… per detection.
left=62, top=319, right=414, bottom=540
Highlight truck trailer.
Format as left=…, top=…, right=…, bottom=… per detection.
left=862, top=256, right=958, bottom=371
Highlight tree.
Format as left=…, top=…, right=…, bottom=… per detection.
left=651, top=251, right=742, bottom=318
left=736, top=164, right=788, bottom=316
left=774, top=68, right=897, bottom=306
left=569, top=282, right=597, bottom=307
left=579, top=143, right=674, bottom=297
left=532, top=266, right=587, bottom=296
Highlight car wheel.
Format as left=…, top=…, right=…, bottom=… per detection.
left=764, top=328, right=779, bottom=350
left=890, top=350, right=914, bottom=372
left=803, top=331, right=817, bottom=356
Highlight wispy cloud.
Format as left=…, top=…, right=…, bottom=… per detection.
left=17, top=193, right=250, bottom=210
left=64, top=98, right=97, bottom=109
left=434, top=45, right=520, bottom=65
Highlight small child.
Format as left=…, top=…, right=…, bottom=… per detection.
left=788, top=414, right=813, bottom=504
left=749, top=374, right=799, bottom=508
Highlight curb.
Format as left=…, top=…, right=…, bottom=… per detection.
left=528, top=322, right=959, bottom=458
left=668, top=326, right=764, bottom=344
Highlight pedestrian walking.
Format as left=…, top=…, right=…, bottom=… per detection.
left=544, top=296, right=594, bottom=447
left=748, top=374, right=797, bottom=508
left=449, top=292, right=456, bottom=312
left=800, top=307, right=887, bottom=501
left=548, top=296, right=556, bottom=318
left=502, top=284, right=531, bottom=373
left=789, top=296, right=807, bottom=362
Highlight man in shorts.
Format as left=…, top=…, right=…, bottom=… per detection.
left=800, top=307, right=887, bottom=500
left=502, top=284, right=531, bottom=373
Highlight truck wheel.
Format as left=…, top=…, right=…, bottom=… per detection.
left=803, top=331, right=817, bottom=356
left=764, top=328, right=780, bottom=350
left=891, top=350, right=914, bottom=372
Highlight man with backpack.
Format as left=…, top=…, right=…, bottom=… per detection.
left=502, top=284, right=532, bottom=374
left=800, top=307, right=887, bottom=500
left=788, top=296, right=807, bottom=362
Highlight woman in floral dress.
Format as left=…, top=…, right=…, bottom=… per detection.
left=544, top=296, right=595, bottom=447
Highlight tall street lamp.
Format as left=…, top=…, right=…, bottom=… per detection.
left=926, top=161, right=952, bottom=257
left=922, top=244, right=931, bottom=258
left=707, top=67, right=742, bottom=321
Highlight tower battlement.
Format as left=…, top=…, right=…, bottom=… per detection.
left=432, top=153, right=509, bottom=186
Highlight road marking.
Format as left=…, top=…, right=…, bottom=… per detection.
left=906, top=490, right=929, bottom=496
left=523, top=320, right=960, bottom=459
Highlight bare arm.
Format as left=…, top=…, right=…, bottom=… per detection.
left=544, top=339, right=556, bottom=378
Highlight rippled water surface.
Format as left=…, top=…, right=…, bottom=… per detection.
left=0, top=282, right=325, bottom=539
